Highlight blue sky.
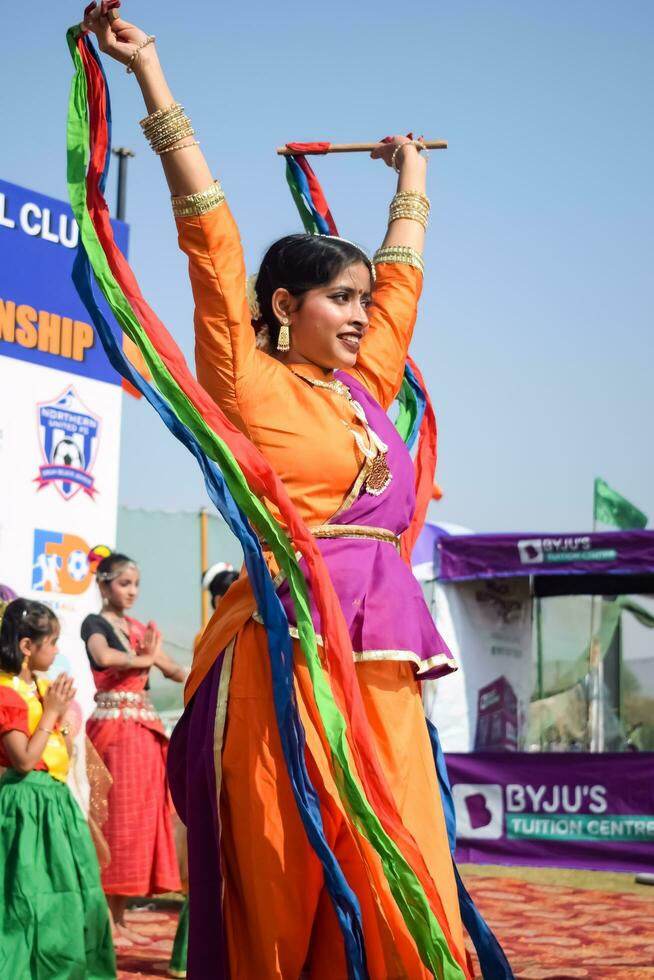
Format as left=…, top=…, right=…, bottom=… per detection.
left=3, top=1, right=653, bottom=532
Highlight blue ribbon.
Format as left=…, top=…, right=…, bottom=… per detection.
left=428, top=719, right=515, bottom=979
left=72, top=38, right=368, bottom=980
left=286, top=154, right=332, bottom=234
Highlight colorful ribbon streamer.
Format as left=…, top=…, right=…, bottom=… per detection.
left=282, top=143, right=438, bottom=558
left=67, top=28, right=469, bottom=980
left=283, top=145, right=513, bottom=976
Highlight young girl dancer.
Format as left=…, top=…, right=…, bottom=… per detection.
left=82, top=551, right=184, bottom=945
left=0, top=598, right=115, bottom=979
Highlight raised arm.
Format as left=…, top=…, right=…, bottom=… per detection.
left=84, top=4, right=263, bottom=425
left=349, top=138, right=430, bottom=409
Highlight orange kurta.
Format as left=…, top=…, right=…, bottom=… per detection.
left=177, top=203, right=467, bottom=979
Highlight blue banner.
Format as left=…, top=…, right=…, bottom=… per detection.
left=0, top=178, right=128, bottom=385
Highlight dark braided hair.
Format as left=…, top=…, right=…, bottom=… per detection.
left=0, top=598, right=58, bottom=674
left=255, top=235, right=373, bottom=346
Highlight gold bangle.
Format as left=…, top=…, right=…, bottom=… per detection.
left=392, top=190, right=430, bottom=210
left=391, top=140, right=429, bottom=174
left=142, top=108, right=195, bottom=154
left=388, top=205, right=429, bottom=230
left=142, top=112, right=187, bottom=138
left=158, top=139, right=200, bottom=155
left=150, top=125, right=195, bottom=154
left=140, top=104, right=188, bottom=145
left=126, top=35, right=156, bottom=75
left=140, top=102, right=183, bottom=127
left=172, top=180, right=225, bottom=218
left=373, top=245, right=424, bottom=273
left=37, top=725, right=53, bottom=735
left=389, top=214, right=428, bottom=229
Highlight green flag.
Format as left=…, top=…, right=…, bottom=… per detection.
left=594, top=478, right=648, bottom=529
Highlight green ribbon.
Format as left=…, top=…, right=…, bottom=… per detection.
left=66, top=29, right=466, bottom=978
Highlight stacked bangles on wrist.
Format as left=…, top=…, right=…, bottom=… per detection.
left=390, top=140, right=429, bottom=174
left=388, top=190, right=431, bottom=231
left=140, top=102, right=199, bottom=156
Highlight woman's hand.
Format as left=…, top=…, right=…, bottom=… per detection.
left=373, top=135, right=428, bottom=254
left=370, top=135, right=426, bottom=172
left=82, top=1, right=150, bottom=69
left=43, top=673, right=77, bottom=719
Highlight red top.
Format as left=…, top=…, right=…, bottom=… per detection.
left=0, top=686, right=48, bottom=772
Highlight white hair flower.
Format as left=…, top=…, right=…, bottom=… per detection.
left=246, top=272, right=261, bottom=321
left=254, top=323, right=272, bottom=352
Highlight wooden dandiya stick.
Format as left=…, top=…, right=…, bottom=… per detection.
left=276, top=140, right=447, bottom=155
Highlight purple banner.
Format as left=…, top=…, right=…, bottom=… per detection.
left=446, top=752, right=654, bottom=873
left=437, top=530, right=654, bottom=582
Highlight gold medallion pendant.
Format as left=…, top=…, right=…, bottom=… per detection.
left=365, top=451, right=393, bottom=496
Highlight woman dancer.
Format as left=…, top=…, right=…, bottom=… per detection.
left=0, top=599, right=115, bottom=978
left=84, top=5, right=472, bottom=978
left=81, top=551, right=185, bottom=945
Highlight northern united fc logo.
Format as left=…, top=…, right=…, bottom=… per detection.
left=34, top=386, right=100, bottom=500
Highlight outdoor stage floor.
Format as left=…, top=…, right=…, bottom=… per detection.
left=116, top=867, right=654, bottom=979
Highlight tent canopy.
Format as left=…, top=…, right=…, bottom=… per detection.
left=413, top=524, right=654, bottom=594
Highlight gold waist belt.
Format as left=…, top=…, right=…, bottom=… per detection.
left=310, top=523, right=400, bottom=551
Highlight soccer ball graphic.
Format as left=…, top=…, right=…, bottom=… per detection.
left=52, top=438, right=84, bottom=470
left=67, top=550, right=88, bottom=582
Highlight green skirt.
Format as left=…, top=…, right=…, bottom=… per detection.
left=0, top=769, right=116, bottom=980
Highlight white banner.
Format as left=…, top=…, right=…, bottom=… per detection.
left=0, top=177, right=127, bottom=807
left=0, top=357, right=122, bottom=713
left=423, top=578, right=534, bottom=752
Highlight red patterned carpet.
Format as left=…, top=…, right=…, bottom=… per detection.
left=116, top=875, right=654, bottom=979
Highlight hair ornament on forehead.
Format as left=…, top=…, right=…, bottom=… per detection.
left=88, top=546, right=138, bottom=582
left=318, top=234, right=369, bottom=259
left=96, top=560, right=137, bottom=582
left=318, top=235, right=375, bottom=280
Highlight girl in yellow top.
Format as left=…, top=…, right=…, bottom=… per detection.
left=0, top=599, right=115, bottom=979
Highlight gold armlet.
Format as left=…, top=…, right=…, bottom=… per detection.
left=172, top=180, right=225, bottom=218
left=373, top=245, right=424, bottom=274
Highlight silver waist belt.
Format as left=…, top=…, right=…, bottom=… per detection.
left=92, top=690, right=159, bottom=722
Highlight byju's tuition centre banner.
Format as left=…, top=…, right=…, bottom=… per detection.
left=447, top=752, right=654, bottom=873
left=0, top=178, right=128, bottom=724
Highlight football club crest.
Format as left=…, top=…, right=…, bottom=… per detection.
left=34, top=386, right=100, bottom=500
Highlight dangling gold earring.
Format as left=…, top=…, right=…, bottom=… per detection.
left=277, top=317, right=290, bottom=353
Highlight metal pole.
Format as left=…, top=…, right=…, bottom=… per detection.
left=588, top=510, right=604, bottom=752
left=535, top=594, right=545, bottom=750
left=112, top=147, right=134, bottom=221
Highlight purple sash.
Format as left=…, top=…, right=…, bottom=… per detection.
left=275, top=372, right=457, bottom=679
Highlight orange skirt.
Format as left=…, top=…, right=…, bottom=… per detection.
left=219, top=620, right=467, bottom=979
